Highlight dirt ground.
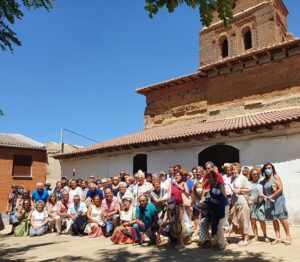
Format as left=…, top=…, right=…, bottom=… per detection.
left=0, top=224, right=299, bottom=262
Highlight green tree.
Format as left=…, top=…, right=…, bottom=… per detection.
left=0, top=0, right=55, bottom=52
left=145, top=0, right=234, bottom=27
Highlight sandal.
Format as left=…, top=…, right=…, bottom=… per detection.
left=239, top=240, right=249, bottom=247
left=264, top=237, right=270, bottom=243
left=284, top=238, right=291, bottom=246
left=250, top=238, right=259, bottom=243
left=271, top=238, right=282, bottom=245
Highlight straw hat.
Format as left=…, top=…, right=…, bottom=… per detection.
left=170, top=221, right=183, bottom=238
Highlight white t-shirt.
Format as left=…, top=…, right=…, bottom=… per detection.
left=233, top=174, right=251, bottom=204
left=69, top=187, right=84, bottom=201
left=32, top=210, right=48, bottom=227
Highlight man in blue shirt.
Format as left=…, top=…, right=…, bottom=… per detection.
left=134, top=194, right=158, bottom=245
left=32, top=182, right=49, bottom=206
left=86, top=183, right=104, bottom=200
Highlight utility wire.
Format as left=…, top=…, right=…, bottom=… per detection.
left=63, top=128, right=99, bottom=143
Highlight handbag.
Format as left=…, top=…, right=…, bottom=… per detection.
left=181, top=193, right=191, bottom=207
left=9, top=211, right=19, bottom=225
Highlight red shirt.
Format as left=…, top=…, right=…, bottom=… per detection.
left=202, top=171, right=224, bottom=190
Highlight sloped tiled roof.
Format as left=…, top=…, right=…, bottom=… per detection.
left=54, top=107, right=300, bottom=159
left=0, top=134, right=46, bottom=150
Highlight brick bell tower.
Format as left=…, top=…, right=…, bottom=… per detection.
left=199, top=0, right=293, bottom=68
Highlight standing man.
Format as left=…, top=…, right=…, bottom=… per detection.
left=167, top=166, right=175, bottom=184
left=119, top=170, right=127, bottom=182
left=32, top=182, right=49, bottom=206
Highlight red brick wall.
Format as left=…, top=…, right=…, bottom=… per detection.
left=143, top=52, right=300, bottom=128
left=0, top=147, right=47, bottom=211
left=207, top=54, right=300, bottom=105
left=200, top=0, right=288, bottom=67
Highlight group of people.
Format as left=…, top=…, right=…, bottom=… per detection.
left=5, top=161, right=291, bottom=249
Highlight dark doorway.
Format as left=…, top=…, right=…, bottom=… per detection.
left=198, top=145, right=239, bottom=172
left=133, top=154, right=147, bottom=174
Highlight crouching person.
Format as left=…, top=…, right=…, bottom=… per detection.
left=29, top=200, right=48, bottom=237
left=57, top=191, right=73, bottom=234
left=67, top=194, right=88, bottom=236
left=133, top=194, right=159, bottom=245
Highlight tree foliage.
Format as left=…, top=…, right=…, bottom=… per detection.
left=0, top=0, right=55, bottom=52
left=145, top=0, right=234, bottom=27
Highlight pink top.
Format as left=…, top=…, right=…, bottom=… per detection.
left=171, top=183, right=182, bottom=205
left=57, top=199, right=73, bottom=214
left=101, top=196, right=119, bottom=219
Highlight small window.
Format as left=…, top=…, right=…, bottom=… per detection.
left=221, top=39, right=229, bottom=58
left=13, top=155, right=32, bottom=177
left=244, top=30, right=252, bottom=50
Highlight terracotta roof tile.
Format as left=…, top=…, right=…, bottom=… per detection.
left=54, top=107, right=300, bottom=159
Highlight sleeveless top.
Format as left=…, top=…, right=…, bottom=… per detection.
left=263, top=176, right=288, bottom=218
left=120, top=206, right=135, bottom=222
left=90, top=204, right=103, bottom=224
left=171, top=183, right=182, bottom=205
left=49, top=202, right=58, bottom=215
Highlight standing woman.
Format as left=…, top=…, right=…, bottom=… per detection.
left=261, top=163, right=291, bottom=245
left=248, top=168, right=269, bottom=242
left=191, top=182, right=206, bottom=236
left=15, top=189, right=34, bottom=212
left=46, top=193, right=61, bottom=233
left=53, top=181, right=64, bottom=200
left=169, top=171, right=189, bottom=224
left=207, top=171, right=227, bottom=250
left=86, top=195, right=105, bottom=238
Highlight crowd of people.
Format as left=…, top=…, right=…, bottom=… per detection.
left=5, top=161, right=292, bottom=249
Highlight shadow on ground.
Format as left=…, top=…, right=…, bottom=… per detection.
left=42, top=244, right=285, bottom=262
left=0, top=239, right=58, bottom=262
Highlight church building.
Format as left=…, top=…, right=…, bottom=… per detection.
left=55, top=0, right=300, bottom=224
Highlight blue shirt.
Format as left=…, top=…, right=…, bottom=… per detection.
left=186, top=178, right=194, bottom=194
left=135, top=202, right=158, bottom=230
left=86, top=188, right=104, bottom=200
left=32, top=189, right=49, bottom=203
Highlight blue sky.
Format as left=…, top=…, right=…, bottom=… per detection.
left=1, top=0, right=299, bottom=146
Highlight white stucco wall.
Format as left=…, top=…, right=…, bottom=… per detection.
left=61, top=130, right=300, bottom=224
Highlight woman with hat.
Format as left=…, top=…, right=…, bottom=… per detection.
left=159, top=197, right=185, bottom=248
